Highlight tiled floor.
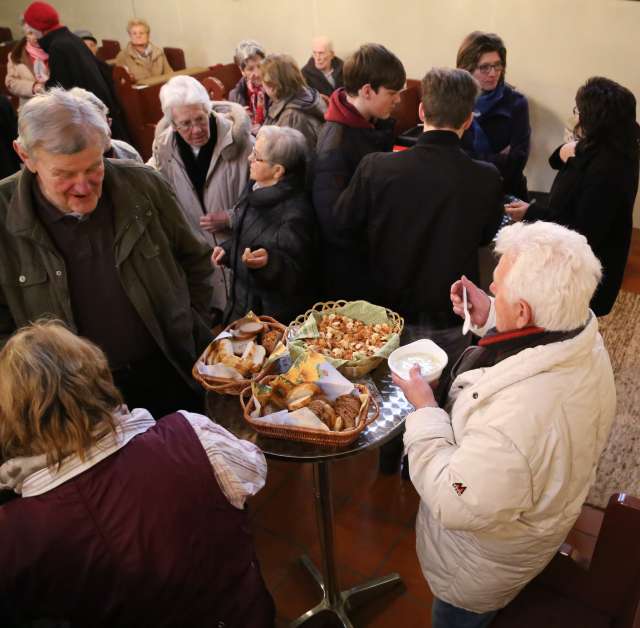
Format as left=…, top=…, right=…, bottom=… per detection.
left=249, top=229, right=640, bottom=627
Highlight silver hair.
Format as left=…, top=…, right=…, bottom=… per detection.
left=257, top=125, right=307, bottom=172
left=68, top=87, right=109, bottom=118
left=494, top=221, right=602, bottom=331
left=234, top=39, right=266, bottom=69
left=16, top=87, right=110, bottom=156
left=158, top=75, right=212, bottom=125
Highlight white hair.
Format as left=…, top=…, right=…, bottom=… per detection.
left=312, top=36, right=334, bottom=52
left=257, top=125, right=307, bottom=172
left=494, top=221, right=602, bottom=331
left=68, top=87, right=109, bottom=118
left=158, top=75, right=212, bottom=125
left=16, top=87, right=110, bottom=156
left=234, top=39, right=266, bottom=68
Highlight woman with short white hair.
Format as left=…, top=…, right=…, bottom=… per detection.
left=212, top=125, right=317, bottom=324
left=229, top=39, right=269, bottom=129
left=149, top=75, right=253, bottom=318
left=114, top=18, right=173, bottom=82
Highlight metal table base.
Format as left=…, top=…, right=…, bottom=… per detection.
left=290, top=461, right=403, bottom=628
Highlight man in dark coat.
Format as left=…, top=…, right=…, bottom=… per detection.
left=313, top=43, right=405, bottom=300
left=23, top=1, right=130, bottom=142
left=332, top=67, right=504, bottom=328
left=301, top=36, right=344, bottom=97
left=0, top=95, right=21, bottom=180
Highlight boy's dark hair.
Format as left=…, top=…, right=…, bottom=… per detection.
left=421, top=68, right=479, bottom=129
left=343, top=43, right=406, bottom=95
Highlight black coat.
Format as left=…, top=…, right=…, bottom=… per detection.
left=526, top=141, right=639, bottom=316
left=313, top=113, right=395, bottom=300
left=461, top=84, right=530, bottom=199
left=40, top=27, right=130, bottom=142
left=222, top=178, right=318, bottom=325
left=301, top=57, right=343, bottom=97
left=331, top=130, right=504, bottom=326
left=0, top=96, right=20, bottom=181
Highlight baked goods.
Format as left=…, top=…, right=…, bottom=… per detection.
left=286, top=383, right=322, bottom=411
left=260, top=330, right=281, bottom=355
left=334, top=394, right=361, bottom=429
left=304, top=314, right=393, bottom=361
left=308, top=399, right=337, bottom=429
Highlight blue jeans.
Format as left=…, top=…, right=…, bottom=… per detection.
left=432, top=598, right=498, bottom=628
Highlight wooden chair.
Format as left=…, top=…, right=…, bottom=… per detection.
left=492, top=493, right=640, bottom=628
left=97, top=39, right=121, bottom=62
left=0, top=27, right=12, bottom=43
left=393, top=78, right=421, bottom=138
left=200, top=76, right=226, bottom=101
left=163, top=47, right=186, bottom=72
left=208, top=63, right=242, bottom=96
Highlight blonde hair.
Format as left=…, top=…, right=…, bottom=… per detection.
left=127, top=18, right=150, bottom=34
left=260, top=54, right=306, bottom=101
left=0, top=320, right=121, bottom=468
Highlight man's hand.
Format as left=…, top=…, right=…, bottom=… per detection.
left=504, top=199, right=529, bottom=222
left=211, top=246, right=225, bottom=267
left=450, top=275, right=491, bottom=327
left=200, top=211, right=230, bottom=234
left=242, top=247, right=268, bottom=269
left=392, top=365, right=438, bottom=409
left=559, top=141, right=577, bottom=163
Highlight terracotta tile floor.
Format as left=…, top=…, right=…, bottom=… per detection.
left=249, top=229, right=640, bottom=627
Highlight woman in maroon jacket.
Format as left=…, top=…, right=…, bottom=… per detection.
left=0, top=321, right=274, bottom=628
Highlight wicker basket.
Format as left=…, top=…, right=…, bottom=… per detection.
left=239, top=376, right=379, bottom=447
left=192, top=315, right=287, bottom=395
left=286, top=300, right=404, bottom=379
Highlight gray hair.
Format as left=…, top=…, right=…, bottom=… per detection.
left=158, top=75, right=212, bottom=125
left=257, top=125, right=307, bottom=172
left=234, top=39, right=266, bottom=69
left=494, top=221, right=602, bottom=331
left=68, top=87, right=109, bottom=117
left=16, top=87, right=110, bottom=156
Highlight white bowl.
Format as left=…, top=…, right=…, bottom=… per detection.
left=387, top=339, right=449, bottom=383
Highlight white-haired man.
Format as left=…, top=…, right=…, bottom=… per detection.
left=301, top=36, right=344, bottom=98
left=0, top=88, right=214, bottom=418
left=394, top=221, right=616, bottom=628
left=149, top=75, right=253, bottom=317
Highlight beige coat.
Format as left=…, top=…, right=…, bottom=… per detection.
left=114, top=42, right=173, bottom=82
left=149, top=101, right=253, bottom=311
left=5, top=55, right=38, bottom=109
left=404, top=308, right=616, bottom=613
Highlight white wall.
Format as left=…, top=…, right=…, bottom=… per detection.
left=2, top=0, right=639, bottom=225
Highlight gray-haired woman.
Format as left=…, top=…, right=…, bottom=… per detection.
left=212, top=125, right=318, bottom=324
left=228, top=39, right=270, bottom=129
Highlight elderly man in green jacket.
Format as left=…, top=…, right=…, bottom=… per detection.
left=0, top=88, right=214, bottom=417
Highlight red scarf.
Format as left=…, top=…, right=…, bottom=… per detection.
left=246, top=81, right=266, bottom=125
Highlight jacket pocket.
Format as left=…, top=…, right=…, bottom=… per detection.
left=3, top=268, right=49, bottom=288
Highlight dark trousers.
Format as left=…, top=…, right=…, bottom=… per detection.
left=112, top=351, right=204, bottom=419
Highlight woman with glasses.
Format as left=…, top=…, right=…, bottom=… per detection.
left=456, top=31, right=531, bottom=199
left=506, top=77, right=640, bottom=316
left=149, top=75, right=253, bottom=319
left=212, top=125, right=317, bottom=325
left=261, top=54, right=327, bottom=151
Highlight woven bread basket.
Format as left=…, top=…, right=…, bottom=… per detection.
left=286, top=300, right=404, bottom=379
left=239, top=375, right=379, bottom=447
left=192, top=315, right=287, bottom=395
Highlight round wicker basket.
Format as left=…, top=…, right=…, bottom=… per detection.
left=286, top=300, right=404, bottom=379
left=192, top=315, right=287, bottom=395
left=239, top=375, right=379, bottom=447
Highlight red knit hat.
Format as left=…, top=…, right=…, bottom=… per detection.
left=23, top=2, right=60, bottom=33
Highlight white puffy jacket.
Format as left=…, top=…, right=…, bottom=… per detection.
left=404, top=310, right=615, bottom=613
left=148, top=102, right=253, bottom=311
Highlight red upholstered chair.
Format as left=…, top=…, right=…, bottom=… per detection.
left=492, top=493, right=640, bottom=628
left=200, top=76, right=226, bottom=101
left=97, top=39, right=121, bottom=62
left=163, top=47, right=186, bottom=71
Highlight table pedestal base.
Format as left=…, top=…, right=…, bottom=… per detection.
left=291, top=554, right=401, bottom=627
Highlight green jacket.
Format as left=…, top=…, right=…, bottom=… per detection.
left=0, top=159, right=214, bottom=385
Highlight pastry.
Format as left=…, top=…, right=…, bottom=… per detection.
left=261, top=330, right=281, bottom=355
left=334, top=394, right=361, bottom=429
left=308, top=399, right=337, bottom=430
left=286, top=382, right=321, bottom=411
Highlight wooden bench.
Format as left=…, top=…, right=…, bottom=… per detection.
left=208, top=63, right=242, bottom=98
left=97, top=39, right=121, bottom=62
left=393, top=78, right=421, bottom=138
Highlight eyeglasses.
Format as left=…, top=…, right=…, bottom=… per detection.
left=476, top=62, right=504, bottom=75
left=249, top=147, right=268, bottom=163
left=173, top=115, right=209, bottom=132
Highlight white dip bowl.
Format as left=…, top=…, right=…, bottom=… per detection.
left=388, top=339, right=449, bottom=383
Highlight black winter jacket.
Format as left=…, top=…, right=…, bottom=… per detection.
left=222, top=177, right=318, bottom=325
left=526, top=141, right=639, bottom=315
left=301, top=57, right=344, bottom=97
left=332, top=131, right=504, bottom=326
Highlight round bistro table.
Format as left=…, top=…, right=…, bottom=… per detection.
left=206, top=364, right=414, bottom=628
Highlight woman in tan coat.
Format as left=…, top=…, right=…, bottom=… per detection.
left=5, top=29, right=49, bottom=108
left=114, top=18, right=172, bottom=82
